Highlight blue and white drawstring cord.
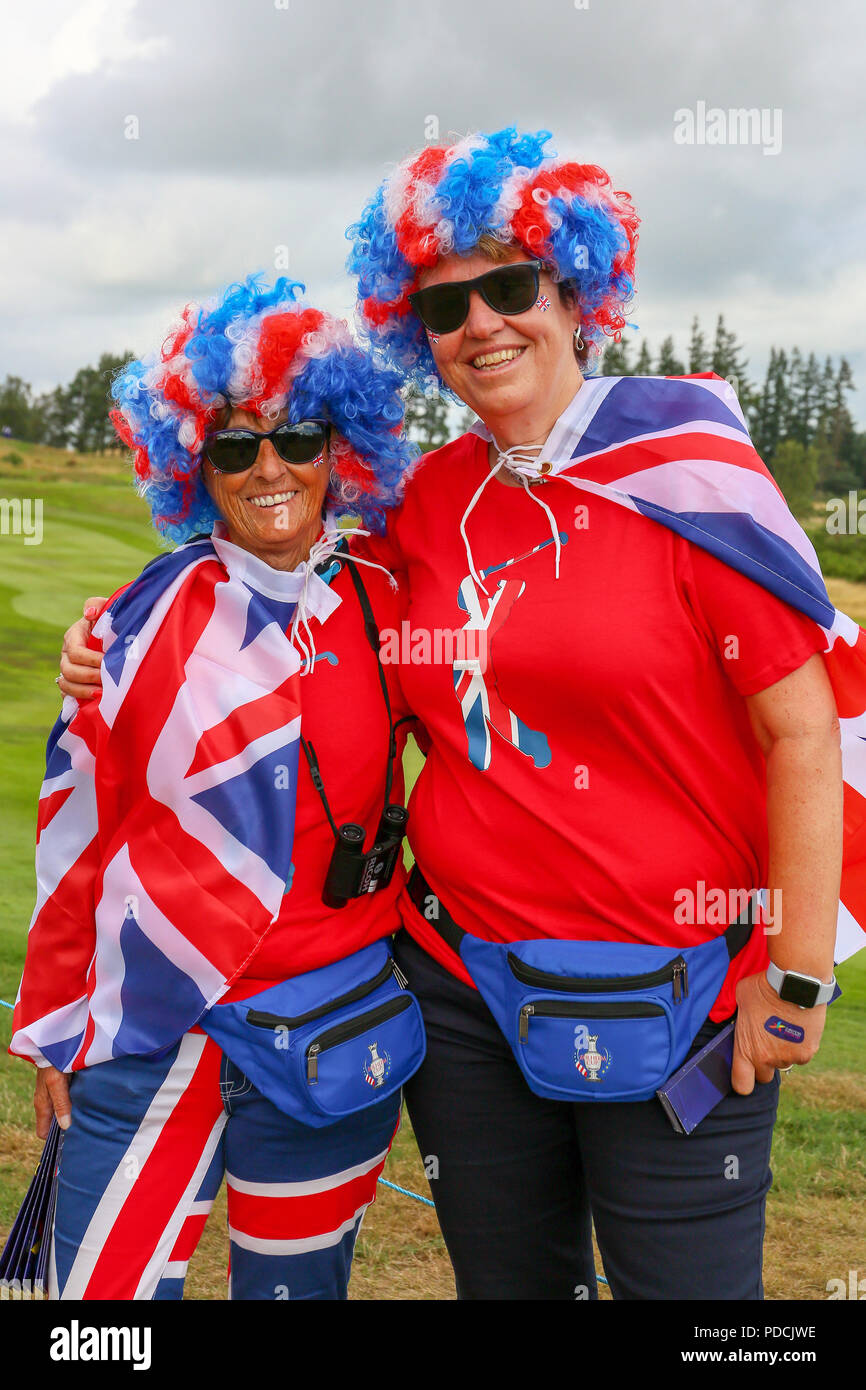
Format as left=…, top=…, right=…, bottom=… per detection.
left=291, top=523, right=397, bottom=673
left=459, top=438, right=572, bottom=590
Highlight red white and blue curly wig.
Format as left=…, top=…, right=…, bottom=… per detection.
left=110, top=275, right=417, bottom=543
left=346, top=126, right=640, bottom=388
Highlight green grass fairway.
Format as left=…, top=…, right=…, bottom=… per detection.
left=0, top=444, right=863, bottom=1299
left=0, top=446, right=160, bottom=1009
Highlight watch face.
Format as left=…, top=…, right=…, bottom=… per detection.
left=779, top=973, right=820, bottom=1009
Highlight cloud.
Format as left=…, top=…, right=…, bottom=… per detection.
left=0, top=0, right=863, bottom=420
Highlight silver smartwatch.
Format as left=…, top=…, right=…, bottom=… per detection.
left=766, top=961, right=836, bottom=1009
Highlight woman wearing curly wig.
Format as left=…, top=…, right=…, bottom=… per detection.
left=11, top=275, right=425, bottom=1300
left=343, top=127, right=849, bottom=1300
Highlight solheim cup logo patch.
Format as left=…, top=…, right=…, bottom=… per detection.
left=574, top=1027, right=612, bottom=1082
left=364, top=1041, right=391, bottom=1087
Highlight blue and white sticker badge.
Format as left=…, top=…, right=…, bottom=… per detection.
left=364, top=1041, right=392, bottom=1087
left=574, top=1026, right=613, bottom=1082
left=764, top=1016, right=806, bottom=1044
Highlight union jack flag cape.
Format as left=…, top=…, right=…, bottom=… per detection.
left=10, top=524, right=320, bottom=1071
left=473, top=373, right=866, bottom=963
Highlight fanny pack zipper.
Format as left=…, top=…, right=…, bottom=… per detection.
left=519, top=999, right=666, bottom=1043
left=507, top=952, right=689, bottom=1003
left=246, top=957, right=400, bottom=1031
left=306, top=994, right=413, bottom=1082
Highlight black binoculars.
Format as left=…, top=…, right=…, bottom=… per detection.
left=322, top=804, right=409, bottom=909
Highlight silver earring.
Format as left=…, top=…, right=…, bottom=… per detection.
left=574, top=327, right=584, bottom=351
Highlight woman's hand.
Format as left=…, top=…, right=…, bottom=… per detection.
left=58, top=597, right=107, bottom=699
left=731, top=970, right=826, bottom=1094
left=34, top=1065, right=72, bottom=1138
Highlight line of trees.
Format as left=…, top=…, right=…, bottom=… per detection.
left=2, top=317, right=863, bottom=516
left=602, top=315, right=864, bottom=506
left=0, top=353, right=132, bottom=455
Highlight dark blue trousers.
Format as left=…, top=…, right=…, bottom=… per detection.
left=394, top=929, right=779, bottom=1301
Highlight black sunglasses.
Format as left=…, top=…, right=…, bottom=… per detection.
left=408, top=260, right=544, bottom=336
left=203, top=419, right=330, bottom=474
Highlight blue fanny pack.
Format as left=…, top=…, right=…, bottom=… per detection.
left=409, top=870, right=754, bottom=1103
left=200, top=939, right=426, bottom=1127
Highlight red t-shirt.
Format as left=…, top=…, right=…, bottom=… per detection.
left=230, top=539, right=411, bottom=998
left=371, top=431, right=827, bottom=1020
left=95, top=536, right=410, bottom=1003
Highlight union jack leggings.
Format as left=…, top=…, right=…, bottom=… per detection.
left=49, top=1030, right=400, bottom=1300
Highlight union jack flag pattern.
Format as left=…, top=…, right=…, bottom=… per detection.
left=10, top=524, right=319, bottom=1071
left=475, top=372, right=866, bottom=962
left=48, top=1032, right=400, bottom=1300
left=454, top=573, right=551, bottom=772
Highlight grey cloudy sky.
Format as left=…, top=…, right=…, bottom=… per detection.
left=2, top=0, right=864, bottom=418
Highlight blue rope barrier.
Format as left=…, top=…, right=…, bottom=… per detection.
left=0, top=1000, right=13, bottom=1010
left=377, top=1176, right=436, bottom=1208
